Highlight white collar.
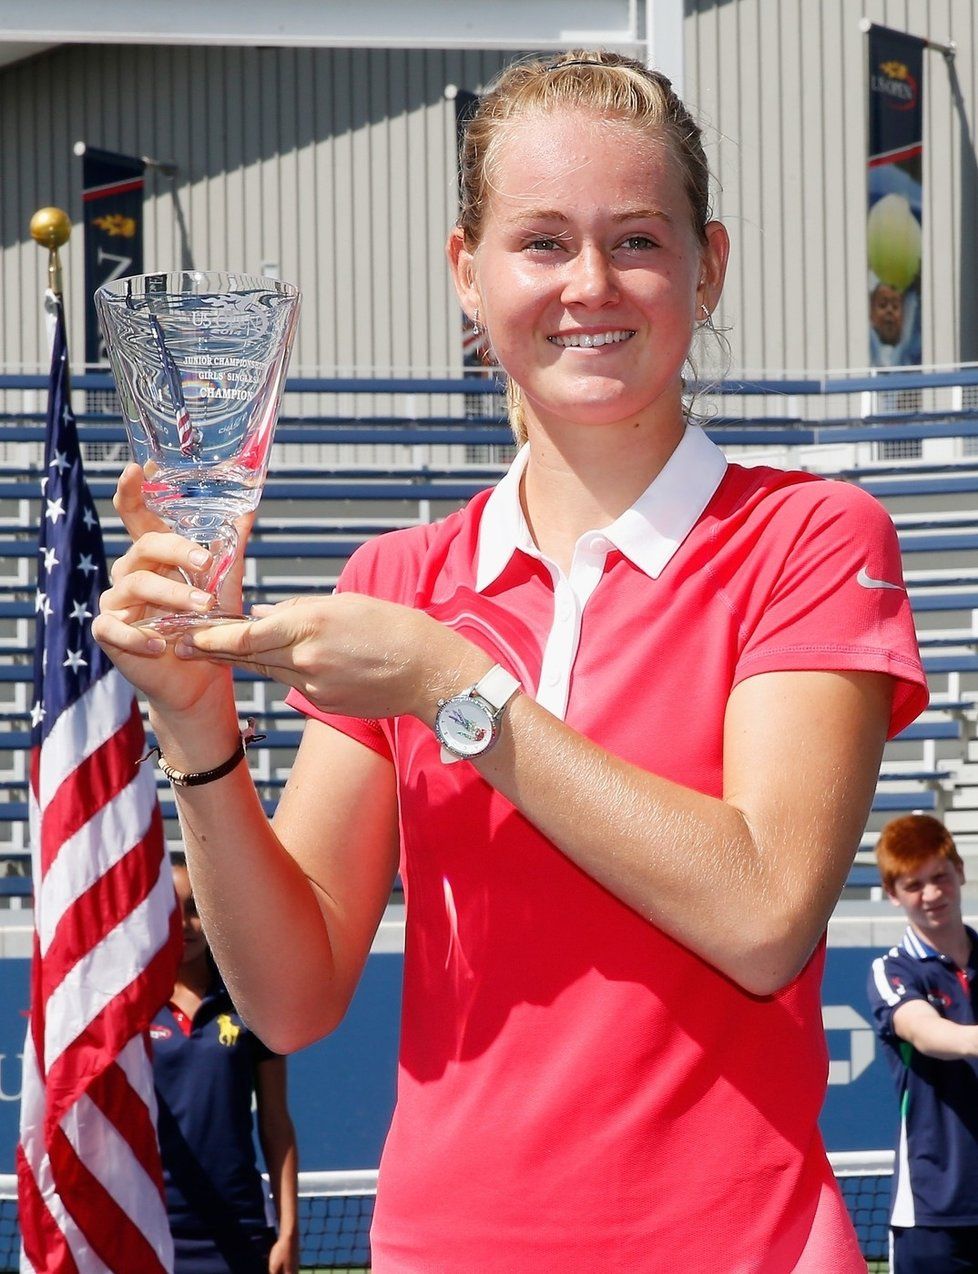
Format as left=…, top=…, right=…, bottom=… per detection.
left=475, top=425, right=728, bottom=590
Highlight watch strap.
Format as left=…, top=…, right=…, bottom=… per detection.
left=473, top=664, right=521, bottom=712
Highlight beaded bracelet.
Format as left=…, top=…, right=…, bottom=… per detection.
left=140, top=718, right=266, bottom=788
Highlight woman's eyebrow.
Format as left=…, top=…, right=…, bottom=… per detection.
left=501, top=207, right=673, bottom=225
left=501, top=208, right=568, bottom=224
left=612, top=208, right=673, bottom=222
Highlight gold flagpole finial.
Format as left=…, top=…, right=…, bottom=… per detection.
left=30, top=207, right=72, bottom=298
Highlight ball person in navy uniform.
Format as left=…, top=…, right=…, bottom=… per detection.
left=868, top=815, right=978, bottom=1274
left=151, top=858, right=299, bottom=1273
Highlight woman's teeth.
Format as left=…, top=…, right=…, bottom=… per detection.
left=549, top=330, right=635, bottom=348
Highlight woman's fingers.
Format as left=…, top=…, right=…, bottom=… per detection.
left=109, top=532, right=213, bottom=583
left=179, top=613, right=291, bottom=662
left=165, top=593, right=444, bottom=721
left=113, top=463, right=169, bottom=539
left=91, top=611, right=168, bottom=657
left=172, top=620, right=300, bottom=691
left=112, top=466, right=255, bottom=617
left=101, top=569, right=215, bottom=617
left=174, top=612, right=314, bottom=688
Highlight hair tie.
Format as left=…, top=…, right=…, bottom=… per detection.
left=543, top=58, right=605, bottom=72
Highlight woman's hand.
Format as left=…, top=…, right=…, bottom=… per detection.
left=91, top=464, right=248, bottom=716
left=173, top=592, right=491, bottom=721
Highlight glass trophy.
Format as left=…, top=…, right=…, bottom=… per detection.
left=95, top=270, right=300, bottom=636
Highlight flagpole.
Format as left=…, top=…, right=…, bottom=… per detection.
left=29, top=206, right=72, bottom=299
left=858, top=18, right=956, bottom=61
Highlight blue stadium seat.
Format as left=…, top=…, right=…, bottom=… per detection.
left=871, top=790, right=940, bottom=812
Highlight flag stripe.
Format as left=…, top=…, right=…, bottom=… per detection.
left=36, top=682, right=145, bottom=861
left=62, top=1084, right=171, bottom=1259
left=43, top=860, right=179, bottom=1075
left=113, top=1033, right=168, bottom=1194
left=49, top=1125, right=168, bottom=1273
left=17, top=1032, right=88, bottom=1274
left=38, top=768, right=158, bottom=957
left=87, top=1056, right=169, bottom=1200
left=27, top=932, right=45, bottom=1090
left=36, top=670, right=134, bottom=811
left=39, top=698, right=146, bottom=876
left=40, top=815, right=167, bottom=1013
left=41, top=906, right=183, bottom=1143
left=82, top=177, right=144, bottom=201
left=16, top=1143, right=80, bottom=1274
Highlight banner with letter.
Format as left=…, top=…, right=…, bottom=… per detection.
left=866, top=26, right=926, bottom=368
left=78, top=145, right=146, bottom=366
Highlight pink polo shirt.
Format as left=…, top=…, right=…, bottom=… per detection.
left=288, top=427, right=927, bottom=1272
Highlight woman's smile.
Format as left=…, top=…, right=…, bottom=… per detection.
left=548, top=329, right=637, bottom=348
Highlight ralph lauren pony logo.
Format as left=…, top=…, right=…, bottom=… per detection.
left=216, top=1013, right=241, bottom=1047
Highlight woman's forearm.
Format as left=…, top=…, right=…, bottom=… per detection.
left=150, top=698, right=399, bottom=1052
left=464, top=669, right=892, bottom=994
left=178, top=793, right=336, bottom=1049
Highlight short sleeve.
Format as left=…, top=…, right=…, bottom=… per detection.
left=867, top=949, right=926, bottom=1041
left=284, top=542, right=395, bottom=760
left=249, top=1026, right=279, bottom=1064
left=732, top=482, right=928, bottom=737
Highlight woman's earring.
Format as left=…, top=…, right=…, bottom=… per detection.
left=471, top=308, right=481, bottom=337
left=697, top=303, right=713, bottom=327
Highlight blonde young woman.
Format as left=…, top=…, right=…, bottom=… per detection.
left=95, top=52, right=927, bottom=1273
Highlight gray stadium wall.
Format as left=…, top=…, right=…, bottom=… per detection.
left=0, top=3, right=976, bottom=378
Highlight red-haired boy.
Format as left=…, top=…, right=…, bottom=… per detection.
left=867, top=813, right=978, bottom=1273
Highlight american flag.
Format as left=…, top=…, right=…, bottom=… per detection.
left=16, top=291, right=181, bottom=1272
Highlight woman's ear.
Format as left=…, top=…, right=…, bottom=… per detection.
left=446, top=226, right=481, bottom=320
left=697, top=220, right=730, bottom=317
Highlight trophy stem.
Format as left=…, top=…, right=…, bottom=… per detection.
left=134, top=511, right=247, bottom=639
left=172, top=509, right=238, bottom=598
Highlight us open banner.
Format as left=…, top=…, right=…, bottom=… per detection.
left=866, top=26, right=925, bottom=368
left=76, top=144, right=145, bottom=366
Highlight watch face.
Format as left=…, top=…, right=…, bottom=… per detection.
left=436, top=696, right=496, bottom=758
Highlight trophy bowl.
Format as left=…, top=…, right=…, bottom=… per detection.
left=95, top=270, right=301, bottom=636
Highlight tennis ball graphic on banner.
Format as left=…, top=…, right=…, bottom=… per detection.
left=867, top=193, right=921, bottom=292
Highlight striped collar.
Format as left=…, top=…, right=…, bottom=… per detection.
left=900, top=924, right=978, bottom=963
left=901, top=926, right=942, bottom=961
left=475, top=425, right=728, bottom=592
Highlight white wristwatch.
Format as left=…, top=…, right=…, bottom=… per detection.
left=434, top=664, right=522, bottom=762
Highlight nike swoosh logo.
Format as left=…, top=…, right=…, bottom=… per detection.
left=856, top=566, right=904, bottom=591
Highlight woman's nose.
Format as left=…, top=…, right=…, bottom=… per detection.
left=562, top=245, right=619, bottom=307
